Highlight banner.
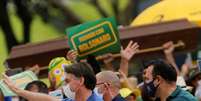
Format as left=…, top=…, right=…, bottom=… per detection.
left=66, top=17, right=121, bottom=59
left=0, top=71, right=38, bottom=96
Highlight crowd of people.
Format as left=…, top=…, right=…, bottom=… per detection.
left=0, top=40, right=201, bottom=101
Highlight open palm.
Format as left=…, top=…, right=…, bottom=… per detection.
left=121, top=41, right=139, bottom=61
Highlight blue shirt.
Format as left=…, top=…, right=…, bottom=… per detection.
left=62, top=91, right=103, bottom=101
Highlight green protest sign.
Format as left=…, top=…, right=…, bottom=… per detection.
left=66, top=17, right=121, bottom=59
left=0, top=71, right=38, bottom=96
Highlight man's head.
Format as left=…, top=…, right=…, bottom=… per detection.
left=187, top=68, right=201, bottom=87
left=64, top=62, right=96, bottom=93
left=96, top=71, right=121, bottom=100
left=143, top=65, right=154, bottom=83
left=25, top=80, right=48, bottom=93
left=143, top=59, right=177, bottom=98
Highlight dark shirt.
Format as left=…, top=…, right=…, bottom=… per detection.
left=112, top=94, right=126, bottom=101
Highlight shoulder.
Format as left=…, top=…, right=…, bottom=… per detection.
left=173, top=96, right=198, bottom=101
left=176, top=89, right=197, bottom=101
left=88, top=91, right=103, bottom=101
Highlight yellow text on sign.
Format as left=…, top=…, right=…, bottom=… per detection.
left=78, top=33, right=111, bottom=52
left=79, top=28, right=104, bottom=42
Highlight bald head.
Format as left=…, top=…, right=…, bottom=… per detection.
left=96, top=71, right=120, bottom=88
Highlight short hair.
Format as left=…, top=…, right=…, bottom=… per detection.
left=20, top=80, right=48, bottom=101
left=96, top=71, right=121, bottom=88
left=65, top=62, right=96, bottom=90
left=150, top=59, right=177, bottom=82
left=25, top=80, right=48, bottom=93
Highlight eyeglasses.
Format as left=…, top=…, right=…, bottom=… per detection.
left=96, top=82, right=111, bottom=87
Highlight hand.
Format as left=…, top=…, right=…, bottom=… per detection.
left=163, top=41, right=174, bottom=54
left=102, top=53, right=114, bottom=64
left=102, top=83, right=113, bottom=101
left=121, top=41, right=139, bottom=61
left=48, top=74, right=56, bottom=91
left=28, top=64, right=40, bottom=75
left=2, top=74, right=19, bottom=93
left=66, top=50, right=78, bottom=62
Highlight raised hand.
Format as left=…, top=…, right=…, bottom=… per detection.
left=3, top=74, right=19, bottom=93
left=121, top=41, right=139, bottom=61
left=163, top=41, right=175, bottom=54
left=66, top=50, right=78, bottom=62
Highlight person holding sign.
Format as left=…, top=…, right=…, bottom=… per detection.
left=66, top=17, right=121, bottom=60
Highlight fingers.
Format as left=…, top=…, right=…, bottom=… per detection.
left=2, top=74, right=12, bottom=87
left=163, top=41, right=174, bottom=48
left=121, top=46, right=123, bottom=51
left=2, top=74, right=18, bottom=93
left=68, top=50, right=78, bottom=56
left=131, top=42, right=139, bottom=49
left=66, top=50, right=78, bottom=60
left=2, top=74, right=9, bottom=81
left=125, top=41, right=139, bottom=51
left=125, top=41, right=133, bottom=50
left=131, top=43, right=139, bottom=53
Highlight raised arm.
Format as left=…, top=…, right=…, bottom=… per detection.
left=119, top=41, right=139, bottom=76
left=162, top=41, right=180, bottom=75
left=3, top=74, right=60, bottom=101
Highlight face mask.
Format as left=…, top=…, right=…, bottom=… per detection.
left=94, top=87, right=103, bottom=99
left=198, top=80, right=201, bottom=85
left=63, top=84, right=75, bottom=100
left=144, top=80, right=159, bottom=97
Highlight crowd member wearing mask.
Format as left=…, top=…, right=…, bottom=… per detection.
left=140, top=61, right=155, bottom=101
left=144, top=59, right=197, bottom=101
left=95, top=41, right=139, bottom=101
left=62, top=62, right=102, bottom=101
left=96, top=70, right=125, bottom=101
left=3, top=62, right=102, bottom=101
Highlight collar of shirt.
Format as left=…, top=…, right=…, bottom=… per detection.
left=167, top=86, right=181, bottom=99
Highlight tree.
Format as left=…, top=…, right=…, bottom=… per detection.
left=0, top=0, right=32, bottom=53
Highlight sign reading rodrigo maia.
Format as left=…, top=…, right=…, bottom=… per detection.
left=66, top=17, right=121, bottom=59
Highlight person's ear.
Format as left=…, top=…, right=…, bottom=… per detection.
left=154, top=75, right=162, bottom=85
left=80, top=77, right=85, bottom=86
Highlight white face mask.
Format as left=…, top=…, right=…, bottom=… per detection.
left=63, top=84, right=75, bottom=100
left=94, top=87, right=103, bottom=99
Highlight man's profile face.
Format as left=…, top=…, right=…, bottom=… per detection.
left=143, top=65, right=154, bottom=83
left=65, top=73, right=81, bottom=92
left=96, top=76, right=106, bottom=94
